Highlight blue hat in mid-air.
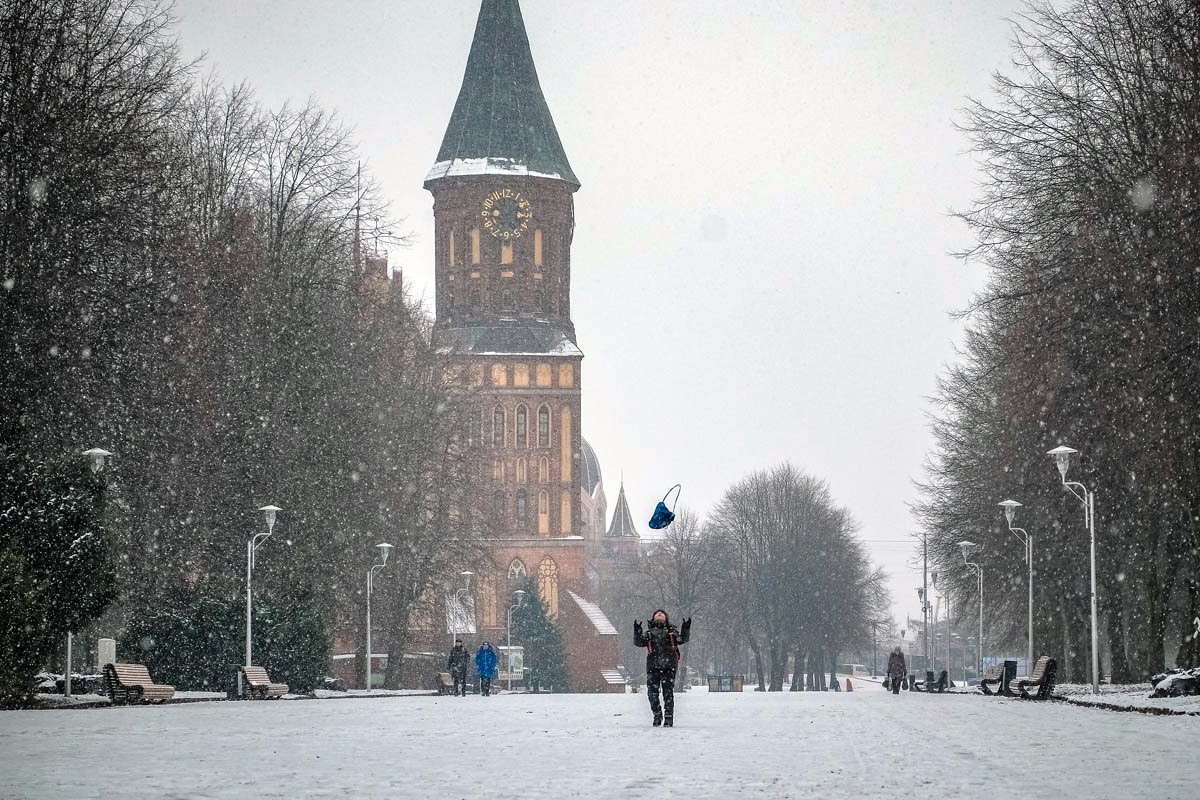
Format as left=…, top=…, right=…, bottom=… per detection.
left=648, top=484, right=682, bottom=529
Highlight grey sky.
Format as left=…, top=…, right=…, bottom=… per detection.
left=172, top=0, right=1029, bottom=628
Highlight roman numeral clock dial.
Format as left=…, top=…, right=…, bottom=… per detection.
left=481, top=188, right=532, bottom=240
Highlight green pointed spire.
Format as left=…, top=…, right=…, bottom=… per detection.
left=426, top=0, right=578, bottom=186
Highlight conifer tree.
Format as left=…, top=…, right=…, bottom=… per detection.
left=511, top=578, right=569, bottom=692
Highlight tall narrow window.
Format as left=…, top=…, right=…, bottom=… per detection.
left=516, top=405, right=528, bottom=447
left=478, top=575, right=497, bottom=627
left=560, top=407, right=572, bottom=482
left=449, top=229, right=456, bottom=267
left=536, top=364, right=552, bottom=387
left=560, top=491, right=572, bottom=535
left=492, top=458, right=505, bottom=482
left=534, top=228, right=543, bottom=267
left=501, top=242, right=513, bottom=264
left=538, top=457, right=549, bottom=484
left=538, top=405, right=550, bottom=447
left=493, top=406, right=506, bottom=447
left=514, top=364, right=530, bottom=386
left=471, top=228, right=481, bottom=264
left=559, top=363, right=574, bottom=387
left=493, top=491, right=505, bottom=520
left=516, top=457, right=528, bottom=483
left=491, top=364, right=507, bottom=386
left=516, top=490, right=528, bottom=528
left=538, top=557, right=559, bottom=618
left=537, top=491, right=550, bottom=535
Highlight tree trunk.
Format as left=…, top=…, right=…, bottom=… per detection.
left=749, top=639, right=766, bottom=691
left=790, top=649, right=803, bottom=691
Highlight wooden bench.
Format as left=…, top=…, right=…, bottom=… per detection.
left=241, top=665, right=288, bottom=700
left=979, top=663, right=1006, bottom=695
left=911, top=670, right=949, bottom=693
left=1008, top=655, right=1057, bottom=700
left=103, top=663, right=174, bottom=705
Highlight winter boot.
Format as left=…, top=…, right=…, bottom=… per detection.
left=652, top=713, right=662, bottom=727
left=663, top=714, right=673, bottom=727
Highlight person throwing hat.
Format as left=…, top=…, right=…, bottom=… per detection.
left=633, top=610, right=691, bottom=727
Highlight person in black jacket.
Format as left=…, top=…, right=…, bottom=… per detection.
left=633, top=609, right=691, bottom=727
left=448, top=639, right=470, bottom=697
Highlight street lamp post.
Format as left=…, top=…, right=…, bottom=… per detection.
left=916, top=587, right=929, bottom=672
left=506, top=589, right=526, bottom=692
left=933, top=570, right=950, bottom=678
left=1047, top=445, right=1100, bottom=694
left=67, top=448, right=113, bottom=699
left=999, top=500, right=1034, bottom=673
left=365, top=542, right=394, bottom=692
left=960, top=540, right=983, bottom=680
left=246, top=505, right=282, bottom=674
left=447, top=571, right=475, bottom=649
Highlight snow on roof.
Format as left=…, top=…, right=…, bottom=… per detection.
left=566, top=591, right=618, bottom=635
left=425, top=157, right=568, bottom=184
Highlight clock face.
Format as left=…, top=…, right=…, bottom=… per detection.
left=480, top=189, right=532, bottom=240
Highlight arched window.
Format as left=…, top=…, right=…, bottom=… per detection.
left=516, top=490, right=528, bottom=528
left=537, top=405, right=550, bottom=447
left=501, top=287, right=514, bottom=311
left=560, top=407, right=572, bottom=482
left=492, top=458, right=505, bottom=483
left=536, top=364, right=552, bottom=387
left=449, top=229, right=456, bottom=267
left=538, top=557, right=559, bottom=618
left=514, top=364, right=530, bottom=387
left=493, top=491, right=505, bottom=520
left=559, top=363, right=574, bottom=387
left=471, top=228, right=481, bottom=264
left=516, top=457, right=528, bottom=483
left=538, top=457, right=550, bottom=484
left=515, top=405, right=528, bottom=448
left=537, top=491, right=550, bottom=535
left=534, top=228, right=543, bottom=267
left=560, top=490, right=572, bottom=534
left=478, top=575, right=497, bottom=627
left=493, top=406, right=506, bottom=447
left=491, top=364, right=507, bottom=386
left=508, top=559, right=527, bottom=581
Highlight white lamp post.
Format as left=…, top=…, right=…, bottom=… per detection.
left=932, top=571, right=950, bottom=677
left=365, top=542, right=394, bottom=692
left=960, top=540, right=983, bottom=679
left=916, top=586, right=929, bottom=672
left=506, top=589, right=526, bottom=692
left=67, top=448, right=113, bottom=698
left=1047, top=445, right=1100, bottom=694
left=246, top=504, right=282, bottom=675
left=999, top=499, right=1034, bottom=673
left=447, top=571, right=475, bottom=648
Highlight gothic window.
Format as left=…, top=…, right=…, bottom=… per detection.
left=491, top=364, right=507, bottom=386
left=538, top=556, right=559, bottom=619
left=538, top=457, right=549, bottom=484
left=508, top=559, right=527, bottom=581
left=537, top=491, right=549, bottom=535
left=516, top=405, right=528, bottom=447
left=538, top=405, right=550, bottom=447
left=559, top=363, right=574, bottom=387
left=471, top=228, right=481, bottom=264
left=560, top=490, right=572, bottom=534
left=536, top=364, right=552, bottom=387
left=560, top=407, right=572, bottom=482
left=501, top=287, right=515, bottom=311
left=493, top=491, right=505, bottom=520
left=492, top=458, right=505, bottom=482
left=514, top=364, right=530, bottom=386
left=516, top=457, right=528, bottom=483
left=534, top=228, right=543, bottom=267
left=516, top=490, right=528, bottom=528
left=493, top=406, right=506, bottom=447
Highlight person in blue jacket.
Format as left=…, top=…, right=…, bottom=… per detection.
left=475, top=641, right=499, bottom=696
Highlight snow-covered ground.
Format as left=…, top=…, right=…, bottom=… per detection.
left=2, top=686, right=1197, bottom=799
left=1054, top=682, right=1200, bottom=714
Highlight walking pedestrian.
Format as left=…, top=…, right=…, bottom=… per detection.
left=633, top=610, right=691, bottom=727
left=886, top=646, right=907, bottom=695
left=475, top=641, right=498, bottom=696
left=448, top=639, right=470, bottom=697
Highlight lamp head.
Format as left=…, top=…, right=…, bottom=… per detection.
left=258, top=504, right=282, bottom=532
left=998, top=499, right=1022, bottom=526
left=376, top=542, right=394, bottom=564
left=513, top=589, right=526, bottom=605
left=82, top=447, right=113, bottom=473
left=1047, top=446, right=1077, bottom=480
left=460, top=570, right=474, bottom=590
left=931, top=570, right=939, bottom=589
left=916, top=587, right=924, bottom=601
left=959, top=540, right=977, bottom=562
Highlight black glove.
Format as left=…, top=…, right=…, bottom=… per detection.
left=633, top=620, right=643, bottom=635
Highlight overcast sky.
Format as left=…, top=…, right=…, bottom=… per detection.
left=171, top=0, right=1031, bottom=629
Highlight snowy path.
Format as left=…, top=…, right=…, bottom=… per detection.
left=1, top=686, right=1197, bottom=799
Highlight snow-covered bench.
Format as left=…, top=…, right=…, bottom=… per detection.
left=103, top=662, right=175, bottom=705
left=241, top=665, right=288, bottom=699
left=1008, top=656, right=1057, bottom=700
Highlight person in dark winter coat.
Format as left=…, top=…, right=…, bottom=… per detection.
left=886, top=646, right=907, bottom=695
left=475, top=642, right=498, bottom=696
left=633, top=609, right=691, bottom=727
left=448, top=639, right=470, bottom=697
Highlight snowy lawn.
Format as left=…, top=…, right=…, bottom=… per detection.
left=1, top=684, right=1198, bottom=799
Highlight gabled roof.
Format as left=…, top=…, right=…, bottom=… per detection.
left=435, top=322, right=582, bottom=357
left=606, top=483, right=640, bottom=538
left=426, top=0, right=578, bottom=186
left=566, top=591, right=618, bottom=635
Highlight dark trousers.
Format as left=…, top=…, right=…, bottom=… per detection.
left=480, top=676, right=492, bottom=696
left=647, top=669, right=676, bottom=720
left=890, top=673, right=904, bottom=694
left=453, top=673, right=468, bottom=696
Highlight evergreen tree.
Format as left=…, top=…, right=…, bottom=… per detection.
left=511, top=578, right=569, bottom=692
